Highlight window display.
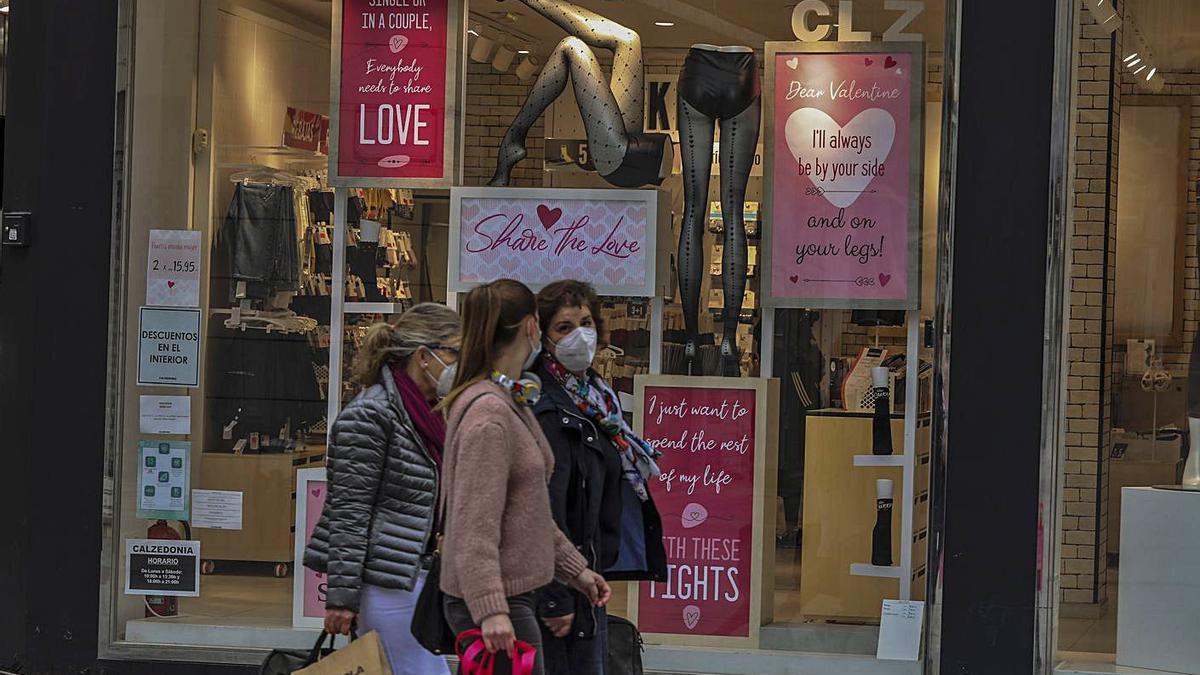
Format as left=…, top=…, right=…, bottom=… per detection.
left=102, top=0, right=953, bottom=671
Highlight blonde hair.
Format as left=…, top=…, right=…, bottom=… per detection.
left=439, top=279, right=536, bottom=411
left=350, top=302, right=461, bottom=388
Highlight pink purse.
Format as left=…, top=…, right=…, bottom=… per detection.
left=455, top=629, right=537, bottom=675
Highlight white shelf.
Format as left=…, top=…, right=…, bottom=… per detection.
left=850, top=563, right=904, bottom=578
left=344, top=302, right=405, bottom=314
left=853, top=454, right=908, bottom=467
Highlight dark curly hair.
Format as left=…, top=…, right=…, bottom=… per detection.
left=536, top=279, right=606, bottom=341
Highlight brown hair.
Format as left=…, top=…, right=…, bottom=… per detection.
left=440, top=279, right=537, bottom=410
left=536, top=279, right=606, bottom=341
left=349, top=303, right=461, bottom=388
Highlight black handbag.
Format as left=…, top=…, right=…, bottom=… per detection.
left=606, top=615, right=644, bottom=675
left=260, top=631, right=346, bottom=675
left=410, top=550, right=456, bottom=654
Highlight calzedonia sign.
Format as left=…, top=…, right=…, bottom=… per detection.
left=448, top=187, right=671, bottom=297
left=329, top=0, right=464, bottom=188
left=762, top=42, right=924, bottom=310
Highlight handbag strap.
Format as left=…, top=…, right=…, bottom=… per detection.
left=305, top=629, right=359, bottom=664
left=455, top=629, right=536, bottom=675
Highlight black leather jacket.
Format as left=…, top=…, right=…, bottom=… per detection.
left=533, top=359, right=667, bottom=638
left=303, top=367, right=438, bottom=611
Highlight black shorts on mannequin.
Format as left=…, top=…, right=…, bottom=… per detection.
left=678, top=48, right=759, bottom=121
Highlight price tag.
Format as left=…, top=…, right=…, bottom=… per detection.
left=147, top=230, right=202, bottom=307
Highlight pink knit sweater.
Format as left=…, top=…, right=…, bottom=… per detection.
left=439, top=379, right=590, bottom=623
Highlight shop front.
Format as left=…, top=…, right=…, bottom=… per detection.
left=0, top=0, right=1074, bottom=673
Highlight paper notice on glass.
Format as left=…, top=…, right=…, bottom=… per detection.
left=136, top=441, right=191, bottom=520
left=191, top=490, right=244, bottom=530
left=139, top=396, right=191, bottom=435
left=877, top=599, right=924, bottom=661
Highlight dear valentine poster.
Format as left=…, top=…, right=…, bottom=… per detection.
left=450, top=187, right=665, bottom=296
left=765, top=46, right=922, bottom=309
left=636, top=384, right=758, bottom=638
left=333, top=0, right=455, bottom=184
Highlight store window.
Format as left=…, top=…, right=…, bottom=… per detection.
left=102, top=0, right=957, bottom=670
left=1053, top=2, right=1200, bottom=674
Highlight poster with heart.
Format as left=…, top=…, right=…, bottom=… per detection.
left=292, top=468, right=328, bottom=628
left=632, top=376, right=778, bottom=646
left=330, top=0, right=463, bottom=187
left=146, top=229, right=201, bottom=308
left=763, top=43, right=923, bottom=309
left=449, top=187, right=669, bottom=297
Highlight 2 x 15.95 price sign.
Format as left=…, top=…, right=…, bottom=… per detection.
left=146, top=229, right=202, bottom=307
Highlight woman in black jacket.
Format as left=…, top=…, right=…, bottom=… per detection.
left=304, top=302, right=460, bottom=674
left=533, top=280, right=667, bottom=675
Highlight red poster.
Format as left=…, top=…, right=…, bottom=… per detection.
left=639, top=385, right=758, bottom=637
left=335, top=0, right=450, bottom=181
left=284, top=107, right=330, bottom=154
left=765, top=46, right=922, bottom=309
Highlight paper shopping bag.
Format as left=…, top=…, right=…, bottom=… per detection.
left=296, top=630, right=392, bottom=675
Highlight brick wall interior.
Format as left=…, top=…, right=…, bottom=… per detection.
left=463, top=59, right=545, bottom=187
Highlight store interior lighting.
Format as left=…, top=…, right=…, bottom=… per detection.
left=492, top=43, right=516, bottom=72
left=1084, top=0, right=1120, bottom=34
left=1122, top=21, right=1163, bottom=93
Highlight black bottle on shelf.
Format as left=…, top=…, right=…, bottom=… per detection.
left=871, top=366, right=893, bottom=455
left=871, top=478, right=894, bottom=566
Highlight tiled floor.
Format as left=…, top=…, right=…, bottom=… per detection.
left=1058, top=568, right=1118, bottom=654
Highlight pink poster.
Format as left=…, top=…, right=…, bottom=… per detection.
left=335, top=0, right=450, bottom=181
left=767, top=48, right=921, bottom=308
left=637, top=385, right=758, bottom=637
left=302, top=477, right=328, bottom=620
left=452, top=188, right=664, bottom=296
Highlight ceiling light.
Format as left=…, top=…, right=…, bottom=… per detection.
left=1134, top=64, right=1147, bottom=74
left=517, top=49, right=530, bottom=54
left=468, top=29, right=480, bottom=36
left=1124, top=53, right=1138, bottom=63
left=1147, top=67, right=1157, bottom=81
left=655, top=21, right=675, bottom=27
left=1127, top=58, right=1141, bottom=68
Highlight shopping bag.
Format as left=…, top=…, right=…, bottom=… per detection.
left=296, top=630, right=392, bottom=675
left=260, top=632, right=340, bottom=675
left=455, top=628, right=535, bottom=675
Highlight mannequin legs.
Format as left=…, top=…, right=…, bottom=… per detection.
left=676, top=97, right=715, bottom=372
left=717, top=99, right=760, bottom=375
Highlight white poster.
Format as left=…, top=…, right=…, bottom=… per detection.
left=137, top=307, right=201, bottom=387
left=136, top=441, right=191, bottom=520
left=877, top=599, right=925, bottom=661
left=191, top=490, right=244, bottom=530
left=139, top=395, right=191, bottom=435
left=146, top=229, right=201, bottom=307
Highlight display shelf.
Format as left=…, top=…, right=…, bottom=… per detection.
left=849, top=563, right=904, bottom=578
left=852, top=454, right=908, bottom=467
left=344, top=302, right=404, bottom=314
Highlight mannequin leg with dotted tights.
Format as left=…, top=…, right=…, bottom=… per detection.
left=489, top=0, right=643, bottom=185
left=676, top=97, right=715, bottom=373
left=717, top=99, right=761, bottom=376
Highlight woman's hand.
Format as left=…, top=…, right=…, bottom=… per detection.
left=542, top=613, right=574, bottom=638
left=481, top=613, right=516, bottom=657
left=570, top=569, right=612, bottom=607
left=323, top=608, right=357, bottom=636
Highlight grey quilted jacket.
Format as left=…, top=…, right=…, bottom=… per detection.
left=303, top=367, right=439, bottom=611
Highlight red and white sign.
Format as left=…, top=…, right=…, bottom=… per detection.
left=330, top=0, right=462, bottom=187
left=449, top=187, right=669, bottom=297
left=634, top=377, right=772, bottom=641
left=284, top=107, right=330, bottom=154
left=293, top=468, right=328, bottom=628
left=763, top=43, right=923, bottom=309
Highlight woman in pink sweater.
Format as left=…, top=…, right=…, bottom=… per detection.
left=440, top=279, right=611, bottom=674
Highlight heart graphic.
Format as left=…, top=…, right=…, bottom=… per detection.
left=789, top=274, right=800, bottom=284
left=865, top=57, right=874, bottom=66
left=785, top=108, right=896, bottom=209
left=878, top=273, right=892, bottom=287
left=536, top=204, right=563, bottom=230
left=311, top=488, right=322, bottom=498
left=683, top=605, right=701, bottom=630
left=884, top=56, right=897, bottom=69
left=785, top=56, right=799, bottom=70
left=389, top=34, right=409, bottom=54
left=167, top=280, right=176, bottom=289
left=681, top=502, right=709, bottom=529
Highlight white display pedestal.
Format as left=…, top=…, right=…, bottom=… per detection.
left=1117, top=487, right=1200, bottom=675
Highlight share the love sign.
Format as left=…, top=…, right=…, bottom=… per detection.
left=631, top=376, right=778, bottom=646
left=330, top=0, right=463, bottom=187
left=449, top=187, right=669, bottom=297
left=763, top=43, right=923, bottom=309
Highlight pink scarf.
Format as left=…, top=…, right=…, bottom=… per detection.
left=390, top=366, right=444, bottom=469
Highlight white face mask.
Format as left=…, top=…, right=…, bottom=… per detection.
left=553, top=326, right=598, bottom=373
left=421, top=348, right=456, bottom=399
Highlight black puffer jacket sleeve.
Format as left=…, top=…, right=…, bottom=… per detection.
left=323, top=397, right=392, bottom=611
